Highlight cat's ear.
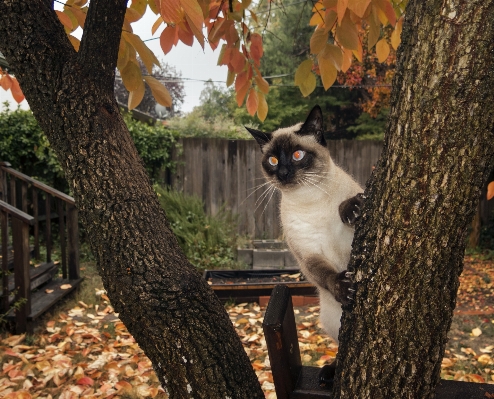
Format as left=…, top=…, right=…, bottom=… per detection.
left=245, top=127, right=272, bottom=150
left=298, top=105, right=326, bottom=146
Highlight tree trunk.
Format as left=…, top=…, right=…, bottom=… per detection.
left=334, top=1, right=494, bottom=398
left=0, top=1, right=264, bottom=398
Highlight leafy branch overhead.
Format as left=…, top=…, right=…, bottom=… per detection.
left=3, top=0, right=404, bottom=122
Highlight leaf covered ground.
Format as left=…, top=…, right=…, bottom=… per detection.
left=1, top=256, right=493, bottom=398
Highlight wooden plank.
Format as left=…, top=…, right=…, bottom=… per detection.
left=32, top=187, right=40, bottom=259
left=0, top=261, right=58, bottom=295
left=0, top=168, right=7, bottom=202
left=45, top=194, right=52, bottom=263
left=67, top=204, right=80, bottom=280
left=254, top=143, right=267, bottom=238
left=263, top=285, right=302, bottom=399
left=57, top=198, right=67, bottom=279
left=202, top=139, right=211, bottom=214
left=10, top=177, right=16, bottom=207
left=226, top=140, right=238, bottom=216
left=12, top=217, right=31, bottom=334
left=0, top=200, right=35, bottom=225
left=1, top=211, right=8, bottom=313
left=21, top=181, right=28, bottom=213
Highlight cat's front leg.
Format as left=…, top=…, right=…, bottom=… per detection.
left=304, top=255, right=355, bottom=305
left=339, top=193, right=365, bottom=226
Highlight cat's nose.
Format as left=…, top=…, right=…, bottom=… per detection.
left=278, top=166, right=289, bottom=181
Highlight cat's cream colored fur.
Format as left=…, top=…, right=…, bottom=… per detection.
left=263, top=126, right=362, bottom=343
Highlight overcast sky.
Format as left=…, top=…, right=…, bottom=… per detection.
left=1, top=7, right=230, bottom=114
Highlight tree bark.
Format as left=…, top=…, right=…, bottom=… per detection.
left=334, top=1, right=494, bottom=398
left=0, top=1, right=264, bottom=398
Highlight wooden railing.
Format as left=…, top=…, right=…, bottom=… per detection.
left=0, top=201, right=34, bottom=332
left=0, top=162, right=80, bottom=280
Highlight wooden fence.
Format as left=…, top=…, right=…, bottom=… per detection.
left=170, top=139, right=383, bottom=238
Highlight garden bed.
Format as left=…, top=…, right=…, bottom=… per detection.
left=203, top=268, right=317, bottom=303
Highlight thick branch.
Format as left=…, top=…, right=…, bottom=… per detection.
left=79, top=0, right=128, bottom=94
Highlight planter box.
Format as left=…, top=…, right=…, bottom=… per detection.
left=203, top=268, right=316, bottom=303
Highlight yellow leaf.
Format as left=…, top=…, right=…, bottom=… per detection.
left=391, top=16, right=403, bottom=50
left=312, top=1, right=325, bottom=12
left=320, top=43, right=343, bottom=70
left=121, top=61, right=143, bottom=92
left=368, top=5, right=381, bottom=50
left=226, top=69, right=235, bottom=87
left=246, top=88, right=258, bottom=116
left=152, top=15, right=164, bottom=35
left=68, top=35, right=80, bottom=51
left=143, top=75, right=172, bottom=107
left=372, top=0, right=396, bottom=27
left=56, top=10, right=73, bottom=30
left=341, top=48, right=353, bottom=72
left=255, top=75, right=269, bottom=94
left=335, top=13, right=359, bottom=50
left=324, top=10, right=338, bottom=33
left=128, top=80, right=145, bottom=110
left=161, top=0, right=181, bottom=23
left=352, top=38, right=363, bottom=62
left=376, top=38, right=390, bottom=62
left=318, top=55, right=338, bottom=90
left=487, top=181, right=494, bottom=200
left=125, top=7, right=142, bottom=23
left=70, top=7, right=87, bottom=28
left=257, top=92, right=268, bottom=122
left=117, top=38, right=130, bottom=70
left=347, top=0, right=370, bottom=18
left=123, top=32, right=160, bottom=73
left=63, top=9, right=79, bottom=31
left=310, top=28, right=328, bottom=54
left=337, top=0, right=349, bottom=24
left=472, top=328, right=482, bottom=337
left=294, top=60, right=316, bottom=97
left=309, top=12, right=324, bottom=26
left=148, top=0, right=160, bottom=14
left=130, top=0, right=148, bottom=17
left=60, top=284, right=72, bottom=290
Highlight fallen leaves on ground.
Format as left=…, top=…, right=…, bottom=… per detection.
left=1, top=256, right=494, bottom=398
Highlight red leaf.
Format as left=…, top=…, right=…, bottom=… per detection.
left=161, top=0, right=181, bottom=23
left=230, top=48, right=246, bottom=73
left=160, top=25, right=177, bottom=55
left=77, top=377, right=94, bottom=386
left=178, top=22, right=194, bottom=46
left=0, top=73, right=13, bottom=90
left=249, top=33, right=263, bottom=66
left=246, top=88, right=258, bottom=116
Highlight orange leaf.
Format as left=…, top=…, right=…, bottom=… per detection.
left=323, top=10, right=338, bottom=33
left=231, top=48, right=246, bottom=73
left=257, top=92, right=268, bottom=121
left=181, top=0, right=204, bottom=43
left=161, top=0, right=181, bottom=23
left=310, top=28, right=328, bottom=54
left=56, top=10, right=73, bottom=30
left=352, top=38, right=363, bottom=62
left=487, top=182, right=494, bottom=200
left=11, top=78, right=24, bottom=103
left=117, top=38, right=130, bottom=70
left=185, top=14, right=204, bottom=48
left=152, top=15, right=164, bottom=36
left=246, top=88, right=258, bottom=116
left=160, top=25, right=177, bottom=55
left=77, top=377, right=94, bottom=386
left=235, top=71, right=249, bottom=92
left=347, top=0, right=370, bottom=18
left=178, top=23, right=194, bottom=46
left=0, top=73, right=13, bottom=90
left=373, top=0, right=396, bottom=27
left=318, top=55, right=338, bottom=90
left=390, top=16, right=403, bottom=50
left=68, top=35, right=80, bottom=51
left=341, top=48, right=353, bottom=72
left=70, top=7, right=87, bottom=28
left=319, top=43, right=343, bottom=70
left=255, top=75, right=269, bottom=94
left=368, top=5, right=381, bottom=50
left=337, top=0, right=349, bottom=24
left=116, top=380, right=133, bottom=391
left=123, top=32, right=160, bottom=73
left=309, top=11, right=324, bottom=27
left=376, top=38, right=390, bottom=62
left=120, top=61, right=143, bottom=92
left=335, top=12, right=359, bottom=50
left=249, top=33, right=263, bottom=66
left=130, top=0, right=148, bottom=17
left=236, top=81, right=250, bottom=107
left=143, top=76, right=172, bottom=107
left=128, top=80, right=145, bottom=110
left=125, top=7, right=142, bottom=23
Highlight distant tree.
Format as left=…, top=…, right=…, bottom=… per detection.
left=114, top=58, right=185, bottom=118
left=196, top=80, right=236, bottom=121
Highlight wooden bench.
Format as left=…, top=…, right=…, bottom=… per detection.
left=262, top=285, right=494, bottom=399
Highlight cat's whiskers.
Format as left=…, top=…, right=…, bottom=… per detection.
left=302, top=177, right=332, bottom=198
left=254, top=185, right=277, bottom=213
left=259, top=185, right=278, bottom=216
left=255, top=184, right=275, bottom=207
left=241, top=181, right=272, bottom=204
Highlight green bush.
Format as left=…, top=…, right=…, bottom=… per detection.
left=154, top=185, right=241, bottom=270
left=0, top=102, right=66, bottom=190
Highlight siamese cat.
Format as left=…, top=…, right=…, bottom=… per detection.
left=246, top=105, right=363, bottom=385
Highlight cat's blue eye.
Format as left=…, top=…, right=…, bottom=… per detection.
left=293, top=150, right=305, bottom=161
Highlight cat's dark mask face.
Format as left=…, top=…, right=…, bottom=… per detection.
left=245, top=105, right=329, bottom=188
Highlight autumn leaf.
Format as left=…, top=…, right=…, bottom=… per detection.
left=373, top=0, right=396, bottom=27
left=226, top=69, right=235, bottom=87
left=181, top=0, right=205, bottom=45
left=257, top=92, right=268, bottom=121
left=246, top=88, right=258, bottom=116
left=151, top=15, right=164, bottom=36
left=121, top=61, right=143, bottom=92
left=117, top=38, right=130, bottom=70
left=309, top=11, right=324, bottom=27
left=0, top=73, right=13, bottom=90
left=368, top=5, right=381, bottom=50
left=160, top=25, right=178, bottom=55
left=128, top=80, right=145, bottom=110
left=376, top=38, right=390, bottom=62
left=70, top=6, right=87, bottom=28
left=337, top=0, right=349, bottom=24
left=178, top=23, right=194, bottom=47
left=294, top=59, right=316, bottom=97
left=347, top=0, right=371, bottom=18
left=310, top=28, right=329, bottom=54
left=60, top=283, right=73, bottom=290
left=161, top=0, right=181, bottom=23
left=236, top=82, right=250, bottom=107
left=319, top=43, right=343, bottom=70
left=335, top=13, right=359, bottom=50
left=250, top=33, right=263, bottom=66
left=76, top=376, right=94, bottom=386
left=318, top=55, right=338, bottom=90
left=143, top=75, right=172, bottom=107
left=487, top=181, right=494, bottom=200
left=123, top=31, right=160, bottom=73
left=68, top=35, right=81, bottom=51
left=56, top=10, right=73, bottom=30
left=231, top=48, right=247, bottom=73
left=391, top=16, right=403, bottom=50
left=255, top=75, right=269, bottom=94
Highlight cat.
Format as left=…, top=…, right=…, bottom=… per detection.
left=246, top=104, right=363, bottom=343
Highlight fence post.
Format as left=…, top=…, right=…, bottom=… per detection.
left=67, top=204, right=80, bottom=280
left=1, top=211, right=8, bottom=314
left=57, top=198, right=67, bottom=279
left=12, top=217, right=31, bottom=334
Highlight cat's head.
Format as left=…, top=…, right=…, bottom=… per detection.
left=245, top=105, right=331, bottom=189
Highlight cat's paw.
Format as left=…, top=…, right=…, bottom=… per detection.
left=334, top=270, right=355, bottom=305
left=319, top=362, right=336, bottom=389
left=338, top=193, right=365, bottom=226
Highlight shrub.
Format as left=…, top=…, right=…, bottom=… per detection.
left=154, top=185, right=241, bottom=270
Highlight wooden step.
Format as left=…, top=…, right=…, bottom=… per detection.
left=1, top=245, right=35, bottom=269
left=28, top=278, right=83, bottom=320
left=1, top=261, right=58, bottom=296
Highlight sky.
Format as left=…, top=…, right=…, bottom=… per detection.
left=0, top=7, right=230, bottom=114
